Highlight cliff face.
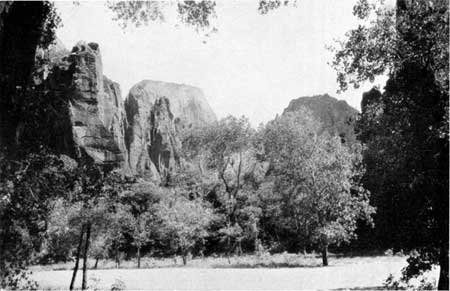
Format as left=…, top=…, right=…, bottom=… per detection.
left=124, top=80, right=217, bottom=178
left=124, top=89, right=182, bottom=180
left=127, top=80, right=217, bottom=131
left=283, top=94, right=359, bottom=144
left=31, top=41, right=216, bottom=180
left=46, top=41, right=129, bottom=170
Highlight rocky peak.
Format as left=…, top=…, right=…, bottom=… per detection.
left=124, top=79, right=217, bottom=180
left=283, top=94, right=359, bottom=144
left=124, top=93, right=181, bottom=181
left=127, top=80, right=217, bottom=131
left=46, top=41, right=129, bottom=171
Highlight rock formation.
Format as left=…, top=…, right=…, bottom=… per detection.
left=45, top=41, right=129, bottom=171
left=124, top=94, right=182, bottom=180
left=124, top=80, right=217, bottom=178
left=27, top=41, right=217, bottom=180
left=283, top=94, right=359, bottom=144
left=127, top=80, right=217, bottom=131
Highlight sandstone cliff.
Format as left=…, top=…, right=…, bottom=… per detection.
left=34, top=41, right=217, bottom=180
left=127, top=80, right=217, bottom=131
left=283, top=94, right=358, bottom=144
left=46, top=41, right=129, bottom=171
left=124, top=80, right=217, bottom=178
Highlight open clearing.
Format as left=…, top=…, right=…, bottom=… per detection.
left=32, top=255, right=439, bottom=290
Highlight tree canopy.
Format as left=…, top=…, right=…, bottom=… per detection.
left=330, top=0, right=448, bottom=288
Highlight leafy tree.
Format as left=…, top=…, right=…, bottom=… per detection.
left=183, top=116, right=258, bottom=254
left=263, top=111, right=374, bottom=265
left=41, top=198, right=80, bottom=264
left=129, top=212, right=153, bottom=268
left=106, top=0, right=297, bottom=35
left=0, top=151, right=76, bottom=288
left=67, top=168, right=131, bottom=290
left=0, top=1, right=61, bottom=151
left=155, top=192, right=214, bottom=265
left=119, top=181, right=163, bottom=268
left=330, top=0, right=448, bottom=288
left=106, top=0, right=217, bottom=36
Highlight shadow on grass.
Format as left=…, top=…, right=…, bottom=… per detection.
left=211, top=262, right=323, bottom=268
left=329, top=286, right=384, bottom=290
left=332, top=249, right=389, bottom=258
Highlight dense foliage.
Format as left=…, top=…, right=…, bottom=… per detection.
left=330, top=0, right=449, bottom=288
left=262, top=111, right=374, bottom=265
left=0, top=151, right=76, bottom=288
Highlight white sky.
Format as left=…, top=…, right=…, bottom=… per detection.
left=55, top=0, right=387, bottom=126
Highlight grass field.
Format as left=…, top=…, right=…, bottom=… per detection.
left=31, top=254, right=439, bottom=290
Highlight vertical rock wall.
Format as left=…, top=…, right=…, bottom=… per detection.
left=30, top=41, right=217, bottom=180
left=48, top=41, right=129, bottom=171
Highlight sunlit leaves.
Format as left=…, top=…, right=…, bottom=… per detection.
left=107, top=1, right=166, bottom=28
left=262, top=109, right=374, bottom=248
left=177, top=1, right=216, bottom=31
left=107, top=0, right=217, bottom=34
left=258, top=0, right=296, bottom=15
left=155, top=193, right=214, bottom=257
left=329, top=0, right=448, bottom=92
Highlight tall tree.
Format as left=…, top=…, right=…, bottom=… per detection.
left=263, top=111, right=374, bottom=265
left=183, top=116, right=257, bottom=255
left=330, top=0, right=448, bottom=288
left=0, top=151, right=76, bottom=288
left=0, top=1, right=60, bottom=150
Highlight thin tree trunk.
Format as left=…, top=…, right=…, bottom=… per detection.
left=227, top=235, right=231, bottom=264
left=438, top=242, right=449, bottom=290
left=137, top=246, right=141, bottom=268
left=115, top=246, right=121, bottom=268
left=70, top=224, right=85, bottom=290
left=181, top=249, right=188, bottom=265
left=81, top=223, right=91, bottom=290
left=321, top=245, right=328, bottom=266
left=94, top=258, right=99, bottom=269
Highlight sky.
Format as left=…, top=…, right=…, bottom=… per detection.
left=55, top=0, right=387, bottom=126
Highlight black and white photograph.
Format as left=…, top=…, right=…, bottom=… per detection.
left=0, top=0, right=448, bottom=290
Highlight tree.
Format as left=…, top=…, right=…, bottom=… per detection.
left=0, top=1, right=60, bottom=151
left=130, top=212, right=153, bottom=268
left=263, top=111, right=374, bottom=266
left=183, top=116, right=258, bottom=255
left=330, top=0, right=448, bottom=288
left=0, top=151, right=76, bottom=288
left=0, top=150, right=77, bottom=287
left=119, top=181, right=163, bottom=268
left=68, top=168, right=131, bottom=290
left=155, top=192, right=214, bottom=265
left=106, top=0, right=296, bottom=33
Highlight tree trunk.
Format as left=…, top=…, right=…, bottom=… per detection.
left=115, top=246, right=121, bottom=268
left=237, top=241, right=242, bottom=256
left=321, top=245, right=328, bottom=266
left=94, top=258, right=99, bottom=269
left=227, top=236, right=231, bottom=264
left=182, top=251, right=187, bottom=266
left=70, top=225, right=85, bottom=290
left=438, top=243, right=449, bottom=290
left=137, top=247, right=141, bottom=268
left=81, top=223, right=91, bottom=290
